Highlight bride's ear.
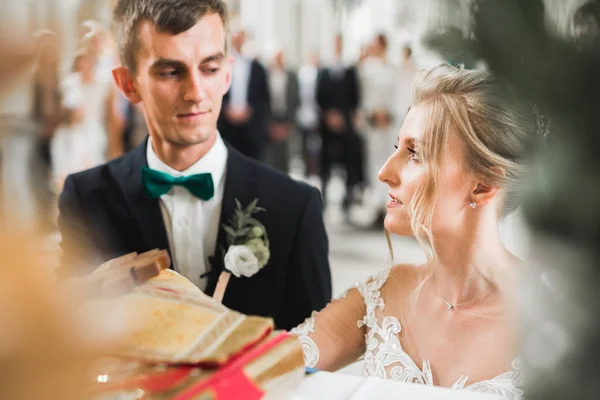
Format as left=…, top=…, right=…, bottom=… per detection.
left=112, top=66, right=142, bottom=104
left=470, top=168, right=505, bottom=207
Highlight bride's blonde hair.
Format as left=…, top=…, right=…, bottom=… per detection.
left=405, top=64, right=536, bottom=262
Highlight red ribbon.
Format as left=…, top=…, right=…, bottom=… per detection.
left=174, top=332, right=291, bottom=400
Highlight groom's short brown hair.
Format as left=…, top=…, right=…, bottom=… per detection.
left=113, top=0, right=229, bottom=73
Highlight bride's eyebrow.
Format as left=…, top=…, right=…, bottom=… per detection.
left=398, top=137, right=418, bottom=147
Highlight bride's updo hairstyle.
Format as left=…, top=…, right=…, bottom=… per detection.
left=408, top=64, right=537, bottom=258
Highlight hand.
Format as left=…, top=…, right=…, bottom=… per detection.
left=269, top=122, right=290, bottom=142
left=69, top=108, right=85, bottom=125
left=325, top=110, right=346, bottom=133
left=225, top=105, right=252, bottom=125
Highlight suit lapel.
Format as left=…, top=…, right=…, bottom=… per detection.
left=109, top=140, right=171, bottom=260
left=204, top=146, right=256, bottom=296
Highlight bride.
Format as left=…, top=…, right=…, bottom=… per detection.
left=292, top=64, right=535, bottom=398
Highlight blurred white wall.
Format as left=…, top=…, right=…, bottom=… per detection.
left=0, top=1, right=35, bottom=117
left=1, top=0, right=587, bottom=101
left=239, top=0, right=333, bottom=67
left=237, top=0, right=428, bottom=67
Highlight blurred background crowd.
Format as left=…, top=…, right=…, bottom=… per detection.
left=2, top=0, right=587, bottom=236
left=1, top=0, right=433, bottom=235
left=2, top=0, right=600, bottom=398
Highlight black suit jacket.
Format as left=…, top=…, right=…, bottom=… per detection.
left=58, top=140, right=332, bottom=330
left=316, top=65, right=361, bottom=139
left=218, top=59, right=271, bottom=159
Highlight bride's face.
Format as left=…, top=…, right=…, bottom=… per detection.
left=378, top=105, right=475, bottom=237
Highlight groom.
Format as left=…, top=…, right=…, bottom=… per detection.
left=57, top=0, right=332, bottom=330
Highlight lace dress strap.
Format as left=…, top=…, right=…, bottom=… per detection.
left=356, top=268, right=391, bottom=330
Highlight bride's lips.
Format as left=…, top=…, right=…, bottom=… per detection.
left=387, top=193, right=403, bottom=208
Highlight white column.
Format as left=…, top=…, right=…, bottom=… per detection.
left=239, top=0, right=269, bottom=61
left=299, top=0, right=323, bottom=62
left=271, top=0, right=301, bottom=67
left=60, top=0, right=80, bottom=69
left=0, top=0, right=37, bottom=227
left=239, top=0, right=303, bottom=67
left=0, top=0, right=34, bottom=118
left=318, top=0, right=337, bottom=64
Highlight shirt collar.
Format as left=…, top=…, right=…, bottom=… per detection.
left=146, top=132, right=228, bottom=188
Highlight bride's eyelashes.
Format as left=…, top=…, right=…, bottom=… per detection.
left=407, top=147, right=419, bottom=162
left=393, top=145, right=420, bottom=162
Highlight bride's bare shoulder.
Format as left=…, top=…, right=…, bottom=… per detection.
left=384, top=263, right=429, bottom=292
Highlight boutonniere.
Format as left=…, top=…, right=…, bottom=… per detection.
left=212, top=199, right=270, bottom=303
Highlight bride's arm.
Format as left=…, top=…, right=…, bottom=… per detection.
left=291, top=287, right=366, bottom=372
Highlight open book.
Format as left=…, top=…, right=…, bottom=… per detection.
left=75, top=251, right=304, bottom=399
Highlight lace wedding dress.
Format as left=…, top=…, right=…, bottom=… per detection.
left=291, top=268, right=523, bottom=398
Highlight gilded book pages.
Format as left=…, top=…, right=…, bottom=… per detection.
left=84, top=253, right=304, bottom=399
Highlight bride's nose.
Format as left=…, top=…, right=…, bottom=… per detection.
left=379, top=153, right=400, bottom=186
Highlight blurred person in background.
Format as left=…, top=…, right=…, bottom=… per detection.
left=396, top=45, right=418, bottom=120
left=79, top=19, right=98, bottom=43
left=218, top=27, right=270, bottom=160
left=83, top=27, right=126, bottom=158
left=351, top=33, right=398, bottom=227
left=316, top=33, right=363, bottom=211
left=264, top=48, right=299, bottom=173
left=31, top=30, right=64, bottom=230
left=50, top=43, right=120, bottom=193
left=297, top=51, right=321, bottom=178
left=82, top=21, right=118, bottom=82
left=32, top=30, right=62, bottom=168
left=358, top=44, right=372, bottom=65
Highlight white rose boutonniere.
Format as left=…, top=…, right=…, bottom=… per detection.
left=224, top=245, right=259, bottom=278
left=212, top=199, right=270, bottom=303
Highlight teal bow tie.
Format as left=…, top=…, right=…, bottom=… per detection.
left=142, top=167, right=214, bottom=201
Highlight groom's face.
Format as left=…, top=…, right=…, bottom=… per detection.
left=123, top=13, right=232, bottom=147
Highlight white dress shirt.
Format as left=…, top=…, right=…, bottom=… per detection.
left=146, top=134, right=228, bottom=291
left=330, top=57, right=345, bottom=79
left=297, top=64, right=319, bottom=129
left=269, top=68, right=288, bottom=116
left=229, top=50, right=251, bottom=109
